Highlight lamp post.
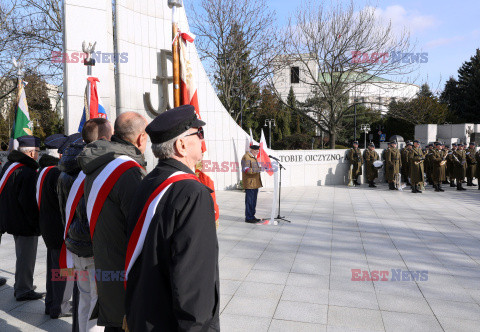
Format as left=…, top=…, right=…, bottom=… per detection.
left=265, top=119, right=276, bottom=148
left=360, top=124, right=370, bottom=148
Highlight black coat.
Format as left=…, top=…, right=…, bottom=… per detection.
left=126, top=158, right=220, bottom=332
left=77, top=136, right=146, bottom=328
left=37, top=154, right=64, bottom=249
left=57, top=143, right=93, bottom=258
left=0, top=150, right=40, bottom=236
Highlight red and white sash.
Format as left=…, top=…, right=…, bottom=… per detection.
left=124, top=171, right=200, bottom=287
left=86, top=156, right=142, bottom=238
left=59, top=171, right=86, bottom=269
left=0, top=162, right=23, bottom=196
left=36, top=166, right=55, bottom=209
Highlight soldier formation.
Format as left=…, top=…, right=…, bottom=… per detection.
left=348, top=140, right=479, bottom=192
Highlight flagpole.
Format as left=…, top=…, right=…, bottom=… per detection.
left=169, top=0, right=182, bottom=107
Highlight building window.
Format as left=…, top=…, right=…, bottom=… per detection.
left=290, top=66, right=300, bottom=84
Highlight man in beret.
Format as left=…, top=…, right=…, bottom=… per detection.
left=242, top=144, right=263, bottom=222
left=363, top=142, right=379, bottom=187
left=78, top=112, right=147, bottom=331
left=348, top=141, right=363, bottom=186
left=37, top=134, right=75, bottom=318
left=0, top=135, right=45, bottom=301
left=466, top=142, right=477, bottom=186
left=125, top=105, right=219, bottom=331
left=408, top=140, right=425, bottom=193
left=384, top=141, right=401, bottom=190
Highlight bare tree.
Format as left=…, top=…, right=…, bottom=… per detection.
left=189, top=0, right=278, bottom=122
left=271, top=0, right=419, bottom=148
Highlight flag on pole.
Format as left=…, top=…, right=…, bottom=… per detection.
left=78, top=76, right=107, bottom=132
left=177, top=28, right=219, bottom=223
left=9, top=80, right=33, bottom=150
left=259, top=130, right=274, bottom=176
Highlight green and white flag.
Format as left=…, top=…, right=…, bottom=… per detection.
left=9, top=80, right=33, bottom=150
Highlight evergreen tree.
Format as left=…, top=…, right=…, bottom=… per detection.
left=455, top=49, right=480, bottom=122
left=417, top=83, right=434, bottom=98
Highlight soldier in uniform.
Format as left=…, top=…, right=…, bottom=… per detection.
left=447, top=143, right=457, bottom=187
left=401, top=141, right=412, bottom=185
left=431, top=142, right=448, bottom=192
left=424, top=144, right=434, bottom=186
left=125, top=106, right=219, bottom=331
left=363, top=142, right=379, bottom=187
left=409, top=140, right=425, bottom=193
left=384, top=141, right=401, bottom=190
left=466, top=142, right=477, bottom=186
left=453, top=142, right=467, bottom=190
left=348, top=141, right=363, bottom=186
left=475, top=148, right=480, bottom=190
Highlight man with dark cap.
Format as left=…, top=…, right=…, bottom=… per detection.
left=78, top=112, right=147, bottom=331
left=401, top=141, right=412, bottom=185
left=408, top=140, right=425, bottom=193
left=125, top=105, right=219, bottom=332
left=363, top=142, right=379, bottom=187
left=447, top=143, right=457, bottom=187
left=466, top=142, right=477, bottom=186
left=348, top=141, right=363, bottom=186
left=242, top=144, right=263, bottom=222
left=58, top=129, right=105, bottom=332
left=0, top=135, right=45, bottom=301
left=453, top=142, right=467, bottom=190
left=431, top=142, right=448, bottom=192
left=36, top=134, right=74, bottom=318
left=384, top=141, right=401, bottom=190
left=475, top=147, right=480, bottom=190
left=424, top=144, right=434, bottom=186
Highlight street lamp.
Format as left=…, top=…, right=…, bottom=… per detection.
left=264, top=119, right=276, bottom=148
left=360, top=124, right=370, bottom=148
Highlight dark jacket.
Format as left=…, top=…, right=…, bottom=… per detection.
left=37, top=154, right=64, bottom=249
left=126, top=158, right=220, bottom=332
left=0, top=150, right=40, bottom=236
left=57, top=143, right=93, bottom=258
left=77, top=136, right=146, bottom=327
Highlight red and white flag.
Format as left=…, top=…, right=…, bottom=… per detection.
left=259, top=130, right=274, bottom=176
left=0, top=162, right=23, bottom=196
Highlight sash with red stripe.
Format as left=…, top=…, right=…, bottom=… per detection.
left=59, top=171, right=86, bottom=269
left=86, top=156, right=142, bottom=238
left=0, top=162, right=24, bottom=196
left=36, top=166, right=55, bottom=209
left=124, top=172, right=200, bottom=288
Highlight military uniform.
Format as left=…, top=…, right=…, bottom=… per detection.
left=408, top=142, right=425, bottom=193
left=424, top=145, right=434, bottom=185
left=431, top=143, right=447, bottom=192
left=241, top=148, right=263, bottom=222
left=401, top=143, right=412, bottom=185
left=348, top=143, right=363, bottom=186
left=447, top=144, right=457, bottom=186
left=384, top=143, right=401, bottom=190
left=465, top=144, right=477, bottom=186
left=475, top=149, right=480, bottom=190
left=453, top=147, right=467, bottom=190
left=363, top=144, right=379, bottom=187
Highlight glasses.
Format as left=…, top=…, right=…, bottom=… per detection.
left=183, top=127, right=204, bottom=140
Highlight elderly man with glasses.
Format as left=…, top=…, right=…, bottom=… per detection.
left=0, top=135, right=45, bottom=301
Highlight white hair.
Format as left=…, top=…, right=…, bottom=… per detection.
left=151, top=132, right=185, bottom=160
left=45, top=148, right=60, bottom=158
left=18, top=147, right=35, bottom=154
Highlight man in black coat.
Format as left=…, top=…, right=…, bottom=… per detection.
left=77, top=112, right=148, bottom=331
left=0, top=135, right=44, bottom=301
left=125, top=105, right=220, bottom=331
left=37, top=134, right=75, bottom=318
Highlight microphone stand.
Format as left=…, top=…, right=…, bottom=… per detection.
left=275, top=161, right=291, bottom=223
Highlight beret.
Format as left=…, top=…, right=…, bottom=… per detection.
left=146, top=105, right=206, bottom=144
left=469, top=142, right=475, bottom=145
left=17, top=135, right=40, bottom=148
left=250, top=145, right=260, bottom=150
left=434, top=141, right=441, bottom=146
left=389, top=141, right=397, bottom=144
left=413, top=140, right=420, bottom=143
left=353, top=141, right=359, bottom=144
left=406, top=142, right=413, bottom=146
left=58, top=133, right=83, bottom=154
left=45, top=134, right=68, bottom=149
left=368, top=142, right=375, bottom=147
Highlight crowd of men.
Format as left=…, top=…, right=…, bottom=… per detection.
left=349, top=140, right=480, bottom=193
left=0, top=105, right=220, bottom=332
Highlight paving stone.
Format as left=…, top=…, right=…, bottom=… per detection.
left=269, top=319, right=326, bottom=332
left=327, top=306, right=384, bottom=331
left=274, top=300, right=328, bottom=324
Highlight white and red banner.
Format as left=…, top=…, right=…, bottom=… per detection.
left=78, top=76, right=107, bottom=132
left=259, top=130, right=274, bottom=176
left=124, top=172, right=200, bottom=287
left=36, top=166, right=55, bottom=209
left=59, top=171, right=86, bottom=269
left=86, top=156, right=142, bottom=238
left=0, top=162, right=23, bottom=196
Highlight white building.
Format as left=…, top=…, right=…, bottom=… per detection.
left=273, top=56, right=419, bottom=114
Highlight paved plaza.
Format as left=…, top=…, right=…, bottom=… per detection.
left=1, top=184, right=480, bottom=331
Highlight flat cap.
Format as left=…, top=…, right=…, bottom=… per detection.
left=250, top=144, right=260, bottom=150
left=406, top=142, right=413, bottom=146
left=368, top=142, right=375, bottom=147
left=146, top=105, right=206, bottom=144
left=389, top=141, right=397, bottom=145
left=353, top=141, right=359, bottom=145
left=413, top=140, right=420, bottom=143
left=452, top=143, right=457, bottom=146
left=45, top=134, right=68, bottom=149
left=58, top=133, right=83, bottom=154
left=434, top=141, right=441, bottom=146
left=469, top=142, right=475, bottom=145
left=17, top=135, right=40, bottom=148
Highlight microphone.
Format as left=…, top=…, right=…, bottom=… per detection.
left=268, top=155, right=280, bottom=161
